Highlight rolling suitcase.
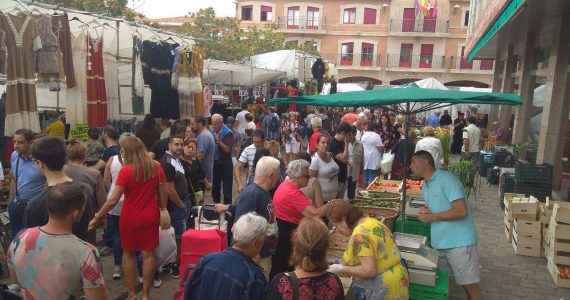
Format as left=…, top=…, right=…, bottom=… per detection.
left=179, top=204, right=229, bottom=281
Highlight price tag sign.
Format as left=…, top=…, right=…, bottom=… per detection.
left=69, top=124, right=90, bottom=141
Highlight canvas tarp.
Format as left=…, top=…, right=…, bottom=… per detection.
left=203, top=60, right=285, bottom=86
left=247, top=50, right=336, bottom=80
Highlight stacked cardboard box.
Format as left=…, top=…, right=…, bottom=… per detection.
left=510, top=197, right=541, bottom=257
left=544, top=203, right=570, bottom=288
left=503, top=193, right=526, bottom=243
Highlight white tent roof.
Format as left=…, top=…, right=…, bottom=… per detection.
left=247, top=50, right=336, bottom=80
left=413, top=77, right=448, bottom=90
left=320, top=83, right=365, bottom=95
left=203, top=60, right=285, bottom=86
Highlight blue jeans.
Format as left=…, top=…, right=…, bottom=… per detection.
left=364, top=169, right=378, bottom=185
left=8, top=200, right=23, bottom=239
left=347, top=177, right=357, bottom=199
left=170, top=206, right=188, bottom=239
left=105, top=214, right=123, bottom=266
left=212, top=159, right=233, bottom=204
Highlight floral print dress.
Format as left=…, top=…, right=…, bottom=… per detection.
left=343, top=217, right=409, bottom=300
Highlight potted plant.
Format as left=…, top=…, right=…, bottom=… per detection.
left=448, top=159, right=482, bottom=205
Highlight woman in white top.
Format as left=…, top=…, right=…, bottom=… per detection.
left=361, top=123, right=384, bottom=185
left=309, top=134, right=340, bottom=203
left=296, top=152, right=324, bottom=208
left=415, top=126, right=444, bottom=169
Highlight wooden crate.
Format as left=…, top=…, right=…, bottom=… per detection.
left=512, top=233, right=542, bottom=257
left=545, top=220, right=570, bottom=265
left=504, top=213, right=514, bottom=243
left=546, top=256, right=570, bottom=288
left=504, top=193, right=526, bottom=208
left=552, top=203, right=570, bottom=224
left=366, top=178, right=402, bottom=193
left=514, top=219, right=541, bottom=238
left=511, top=197, right=538, bottom=221
left=539, top=199, right=567, bottom=224
left=513, top=225, right=542, bottom=248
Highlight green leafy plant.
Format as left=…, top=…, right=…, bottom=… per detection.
left=448, top=159, right=482, bottom=200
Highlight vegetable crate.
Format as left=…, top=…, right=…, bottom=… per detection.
left=409, top=270, right=449, bottom=300
left=501, top=173, right=515, bottom=193
left=546, top=255, right=570, bottom=288
left=366, top=178, right=402, bottom=193
left=351, top=201, right=399, bottom=232
left=544, top=204, right=570, bottom=266
left=395, top=215, right=431, bottom=245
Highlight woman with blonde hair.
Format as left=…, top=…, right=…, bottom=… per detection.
left=89, top=136, right=169, bottom=300
left=268, top=217, right=344, bottom=299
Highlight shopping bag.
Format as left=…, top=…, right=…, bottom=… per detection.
left=155, top=227, right=177, bottom=266
left=194, top=204, right=228, bottom=232
left=381, top=152, right=395, bottom=174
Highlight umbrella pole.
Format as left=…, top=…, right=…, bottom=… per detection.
left=400, top=101, right=411, bottom=232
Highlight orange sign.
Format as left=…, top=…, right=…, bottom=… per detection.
left=465, top=0, right=510, bottom=57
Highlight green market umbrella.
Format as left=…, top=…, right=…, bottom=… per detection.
left=269, top=86, right=521, bottom=228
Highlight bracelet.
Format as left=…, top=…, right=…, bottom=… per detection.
left=328, top=201, right=334, bottom=207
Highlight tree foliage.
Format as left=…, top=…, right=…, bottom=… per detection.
left=175, top=7, right=319, bottom=62
left=38, top=0, right=139, bottom=20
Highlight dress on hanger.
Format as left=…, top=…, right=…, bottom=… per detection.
left=86, top=29, right=107, bottom=127
left=65, top=31, right=87, bottom=125
left=35, top=14, right=66, bottom=90
left=103, top=30, right=119, bottom=120
left=0, top=12, right=42, bottom=135
left=52, top=13, right=76, bottom=88
left=131, top=35, right=144, bottom=115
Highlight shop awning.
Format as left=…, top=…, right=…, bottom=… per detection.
left=203, top=60, right=286, bottom=86
left=268, top=86, right=521, bottom=111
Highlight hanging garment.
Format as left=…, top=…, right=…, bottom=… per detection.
left=52, top=13, right=76, bottom=88
left=0, top=12, right=42, bottom=135
left=311, top=58, right=325, bottom=79
left=35, top=14, right=66, bottom=90
left=193, top=46, right=205, bottom=116
left=103, top=31, right=119, bottom=119
left=65, top=31, right=87, bottom=125
left=132, top=35, right=144, bottom=114
left=203, top=85, right=213, bottom=118
left=175, top=48, right=202, bottom=95
left=0, top=29, right=6, bottom=75
left=86, top=30, right=108, bottom=127
left=141, top=40, right=180, bottom=119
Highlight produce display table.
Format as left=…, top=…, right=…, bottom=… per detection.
left=409, top=270, right=449, bottom=300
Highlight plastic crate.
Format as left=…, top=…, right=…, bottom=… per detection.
left=409, top=270, right=449, bottom=300
left=487, top=168, right=500, bottom=184
left=515, top=161, right=554, bottom=179
left=395, top=215, right=431, bottom=245
left=501, top=173, right=515, bottom=193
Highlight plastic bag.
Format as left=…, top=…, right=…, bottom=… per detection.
left=155, top=227, right=177, bottom=266
left=381, top=152, right=394, bottom=174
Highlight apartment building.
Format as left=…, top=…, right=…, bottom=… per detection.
left=236, top=0, right=493, bottom=87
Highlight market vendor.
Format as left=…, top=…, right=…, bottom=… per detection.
left=410, top=150, right=481, bottom=300
left=327, top=200, right=409, bottom=300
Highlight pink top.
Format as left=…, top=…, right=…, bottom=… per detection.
left=273, top=179, right=311, bottom=224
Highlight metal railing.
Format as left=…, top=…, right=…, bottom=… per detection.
left=320, top=52, right=383, bottom=68
left=389, top=18, right=449, bottom=33
left=450, top=58, right=495, bottom=71
left=387, top=54, right=445, bottom=69
left=277, top=16, right=326, bottom=31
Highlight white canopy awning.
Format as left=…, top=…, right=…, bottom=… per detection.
left=203, top=60, right=286, bottom=86
left=247, top=50, right=336, bottom=80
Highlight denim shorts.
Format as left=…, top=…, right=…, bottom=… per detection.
left=438, top=245, right=481, bottom=285
left=170, top=206, right=188, bottom=238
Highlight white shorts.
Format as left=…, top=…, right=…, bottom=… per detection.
left=437, top=245, right=481, bottom=286
left=285, top=140, right=301, bottom=153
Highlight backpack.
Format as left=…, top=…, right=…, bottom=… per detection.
left=268, top=114, right=279, bottom=132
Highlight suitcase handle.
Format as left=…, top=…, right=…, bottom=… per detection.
left=197, top=204, right=226, bottom=230
left=180, top=264, right=196, bottom=288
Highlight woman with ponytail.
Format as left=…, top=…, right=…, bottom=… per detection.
left=267, top=217, right=345, bottom=300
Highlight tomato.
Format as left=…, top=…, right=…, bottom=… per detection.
left=391, top=183, right=397, bottom=187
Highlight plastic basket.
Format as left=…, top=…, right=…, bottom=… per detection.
left=395, top=215, right=431, bottom=245
left=409, top=270, right=449, bottom=300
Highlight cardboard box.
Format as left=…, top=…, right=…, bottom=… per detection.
left=512, top=233, right=542, bottom=257
left=552, top=203, right=570, bottom=225
left=546, top=255, right=570, bottom=288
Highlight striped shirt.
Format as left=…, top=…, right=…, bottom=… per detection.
left=238, top=144, right=257, bottom=176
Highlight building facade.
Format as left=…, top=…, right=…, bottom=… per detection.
left=236, top=0, right=493, bottom=87
left=466, top=0, right=570, bottom=189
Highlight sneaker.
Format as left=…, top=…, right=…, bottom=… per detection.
left=153, top=278, right=162, bottom=288
left=112, top=266, right=122, bottom=280
left=138, top=275, right=143, bottom=284
left=169, top=263, right=180, bottom=279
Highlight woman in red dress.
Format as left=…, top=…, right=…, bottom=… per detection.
left=90, top=136, right=168, bottom=300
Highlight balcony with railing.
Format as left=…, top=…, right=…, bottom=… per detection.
left=319, top=52, right=383, bottom=68
left=450, top=57, right=495, bottom=72
left=387, top=54, right=445, bottom=70
left=277, top=16, right=327, bottom=32
left=389, top=18, right=449, bottom=34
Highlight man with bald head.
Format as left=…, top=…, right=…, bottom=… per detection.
left=211, top=114, right=235, bottom=204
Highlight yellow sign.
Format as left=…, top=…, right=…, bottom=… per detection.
left=69, top=124, right=89, bottom=141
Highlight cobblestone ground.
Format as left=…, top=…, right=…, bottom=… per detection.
left=5, top=156, right=569, bottom=299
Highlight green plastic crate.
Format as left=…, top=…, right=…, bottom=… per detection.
left=395, top=215, right=431, bottom=245
left=409, top=270, right=449, bottom=300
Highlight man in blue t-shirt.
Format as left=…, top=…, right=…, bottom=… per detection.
left=410, top=150, right=481, bottom=300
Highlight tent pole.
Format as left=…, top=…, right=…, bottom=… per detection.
left=401, top=101, right=410, bottom=232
